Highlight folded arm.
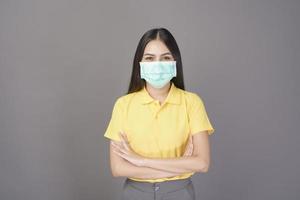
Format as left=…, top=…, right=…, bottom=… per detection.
left=109, top=140, right=184, bottom=179
left=144, top=156, right=206, bottom=174
left=111, top=130, right=211, bottom=177
left=143, top=131, right=211, bottom=173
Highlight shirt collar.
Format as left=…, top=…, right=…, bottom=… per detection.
left=138, top=82, right=181, bottom=105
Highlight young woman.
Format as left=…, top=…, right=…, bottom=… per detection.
left=104, top=27, right=215, bottom=200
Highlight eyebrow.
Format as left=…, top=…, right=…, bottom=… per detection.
left=143, top=52, right=172, bottom=56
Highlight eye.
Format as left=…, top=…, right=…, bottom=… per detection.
left=144, top=57, right=153, bottom=61
left=163, top=56, right=172, bottom=60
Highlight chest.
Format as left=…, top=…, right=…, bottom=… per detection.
left=123, top=103, right=190, bottom=155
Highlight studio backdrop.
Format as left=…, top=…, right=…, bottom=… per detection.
left=0, top=0, right=299, bottom=200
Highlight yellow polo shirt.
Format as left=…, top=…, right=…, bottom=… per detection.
left=104, top=82, right=215, bottom=183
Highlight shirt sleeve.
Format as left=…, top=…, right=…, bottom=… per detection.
left=188, top=93, right=215, bottom=136
left=103, top=97, right=124, bottom=142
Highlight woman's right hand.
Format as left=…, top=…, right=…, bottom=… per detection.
left=183, top=134, right=194, bottom=157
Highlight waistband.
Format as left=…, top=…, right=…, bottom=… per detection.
left=124, top=177, right=192, bottom=194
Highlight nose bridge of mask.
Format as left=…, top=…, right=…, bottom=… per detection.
left=140, top=61, right=176, bottom=74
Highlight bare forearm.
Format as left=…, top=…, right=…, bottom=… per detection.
left=114, top=159, right=183, bottom=179
left=144, top=156, right=208, bottom=174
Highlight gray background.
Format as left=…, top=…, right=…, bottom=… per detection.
left=0, top=0, right=299, bottom=200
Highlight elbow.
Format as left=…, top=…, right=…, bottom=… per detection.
left=111, top=166, right=121, bottom=177
left=195, top=158, right=210, bottom=173
left=112, top=170, right=122, bottom=177
left=112, top=168, right=124, bottom=177
left=112, top=170, right=119, bottom=177
left=201, top=164, right=209, bottom=173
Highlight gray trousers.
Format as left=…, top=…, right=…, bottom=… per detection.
left=121, top=177, right=196, bottom=200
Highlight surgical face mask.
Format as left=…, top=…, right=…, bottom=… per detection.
left=139, top=60, right=177, bottom=89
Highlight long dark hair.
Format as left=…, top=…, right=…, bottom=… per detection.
left=127, top=28, right=185, bottom=94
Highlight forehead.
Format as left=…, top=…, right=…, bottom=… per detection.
left=143, top=40, right=171, bottom=54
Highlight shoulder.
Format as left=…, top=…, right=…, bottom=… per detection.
left=178, top=88, right=204, bottom=106
left=113, top=92, right=138, bottom=108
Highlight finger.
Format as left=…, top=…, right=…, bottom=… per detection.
left=118, top=147, right=129, bottom=155
left=184, top=150, right=191, bottom=157
left=114, top=150, right=129, bottom=161
left=111, top=142, right=123, bottom=151
left=119, top=131, right=125, bottom=142
left=190, top=149, right=193, bottom=156
left=190, top=145, right=194, bottom=153
left=121, top=131, right=130, bottom=144
left=118, top=136, right=126, bottom=150
left=187, top=135, right=192, bottom=144
left=189, top=135, right=193, bottom=143
left=186, top=148, right=192, bottom=156
left=189, top=136, right=193, bottom=146
left=188, top=137, right=192, bottom=145
left=111, top=141, right=121, bottom=148
left=120, top=131, right=131, bottom=151
left=186, top=140, right=192, bottom=148
left=184, top=147, right=190, bottom=156
left=120, top=131, right=128, bottom=143
left=187, top=145, right=193, bottom=153
left=119, top=131, right=127, bottom=143
left=111, top=143, right=118, bottom=151
left=113, top=149, right=123, bottom=157
left=191, top=143, right=194, bottom=149
left=123, top=131, right=129, bottom=141
left=189, top=134, right=193, bottom=141
left=118, top=132, right=127, bottom=148
left=114, top=140, right=129, bottom=155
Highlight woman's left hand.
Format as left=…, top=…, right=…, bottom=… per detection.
left=111, top=131, right=147, bottom=167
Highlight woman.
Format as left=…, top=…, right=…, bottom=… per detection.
left=104, top=27, right=215, bottom=200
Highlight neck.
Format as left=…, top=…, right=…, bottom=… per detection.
left=145, top=82, right=171, bottom=101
